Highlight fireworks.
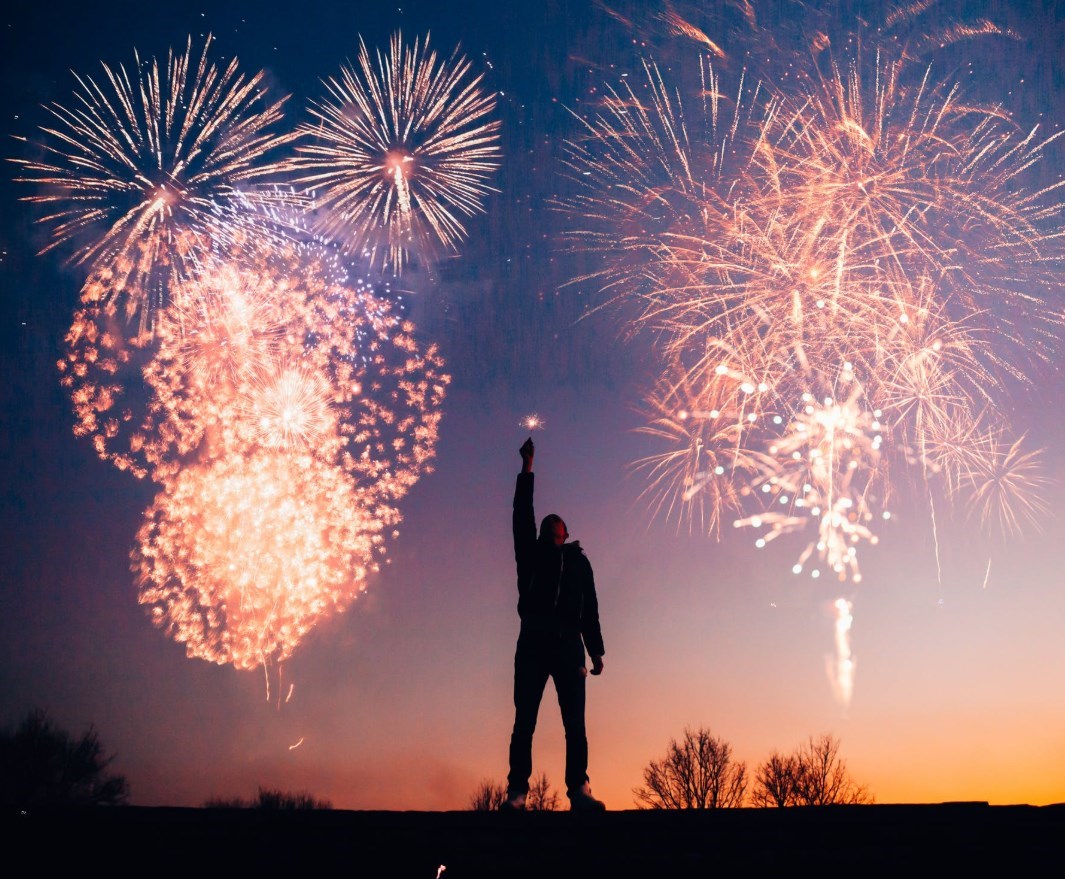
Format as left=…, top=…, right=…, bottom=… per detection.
left=133, top=449, right=380, bottom=669
left=289, top=31, right=501, bottom=273
left=18, top=31, right=464, bottom=674
left=827, top=598, right=855, bottom=707
left=58, top=238, right=449, bottom=490
left=56, top=238, right=450, bottom=667
left=12, top=35, right=293, bottom=331
left=562, top=12, right=1062, bottom=581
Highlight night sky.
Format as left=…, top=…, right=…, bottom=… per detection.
left=2, top=0, right=1064, bottom=810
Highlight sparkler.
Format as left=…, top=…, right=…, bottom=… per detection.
left=289, top=31, right=501, bottom=273
left=12, top=35, right=293, bottom=331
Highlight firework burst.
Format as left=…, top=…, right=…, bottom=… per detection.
left=12, top=34, right=293, bottom=330
left=59, top=238, right=449, bottom=492
left=133, top=449, right=381, bottom=669
left=562, top=11, right=1062, bottom=579
left=289, top=31, right=501, bottom=273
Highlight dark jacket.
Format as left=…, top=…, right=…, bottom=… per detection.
left=513, top=472, right=605, bottom=658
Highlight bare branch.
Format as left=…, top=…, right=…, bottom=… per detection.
left=634, top=726, right=747, bottom=809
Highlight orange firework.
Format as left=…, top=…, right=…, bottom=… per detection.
left=12, top=35, right=293, bottom=331
left=561, top=13, right=1061, bottom=578
left=59, top=239, right=450, bottom=493
left=113, top=242, right=448, bottom=669
left=133, top=450, right=382, bottom=669
left=289, top=31, right=501, bottom=273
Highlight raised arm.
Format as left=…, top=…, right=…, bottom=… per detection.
left=513, top=438, right=536, bottom=587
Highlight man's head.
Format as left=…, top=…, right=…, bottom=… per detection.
left=539, top=514, right=568, bottom=547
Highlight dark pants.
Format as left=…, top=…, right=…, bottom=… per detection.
left=507, top=630, right=588, bottom=795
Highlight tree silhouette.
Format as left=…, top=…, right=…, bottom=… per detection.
left=633, top=726, right=747, bottom=809
left=468, top=773, right=559, bottom=810
left=750, top=751, right=798, bottom=807
left=0, top=708, right=129, bottom=808
left=469, top=778, right=507, bottom=811
left=792, top=734, right=872, bottom=805
left=752, top=734, right=872, bottom=806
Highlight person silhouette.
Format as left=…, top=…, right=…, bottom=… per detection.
left=501, top=437, right=606, bottom=811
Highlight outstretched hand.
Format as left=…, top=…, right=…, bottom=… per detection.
left=520, top=437, right=534, bottom=473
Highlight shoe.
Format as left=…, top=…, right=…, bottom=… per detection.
left=499, top=790, right=526, bottom=812
left=567, top=782, right=606, bottom=811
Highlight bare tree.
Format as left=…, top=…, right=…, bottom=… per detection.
left=751, top=751, right=798, bottom=808
left=752, top=734, right=872, bottom=807
left=0, top=709, right=129, bottom=808
left=526, top=772, right=559, bottom=811
left=792, top=734, right=872, bottom=805
left=469, top=778, right=507, bottom=811
left=633, top=726, right=747, bottom=809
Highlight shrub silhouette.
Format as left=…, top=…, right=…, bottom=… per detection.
left=203, top=786, right=332, bottom=809
left=0, top=708, right=129, bottom=808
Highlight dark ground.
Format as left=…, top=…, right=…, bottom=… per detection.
left=8, top=802, right=1063, bottom=876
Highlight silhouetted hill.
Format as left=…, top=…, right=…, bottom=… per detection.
left=8, top=802, right=1062, bottom=875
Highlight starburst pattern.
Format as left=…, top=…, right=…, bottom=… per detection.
left=289, top=31, right=501, bottom=272
left=562, top=9, right=1061, bottom=581
left=12, top=35, right=293, bottom=330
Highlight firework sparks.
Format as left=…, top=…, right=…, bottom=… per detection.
left=562, top=14, right=1063, bottom=580
left=520, top=413, right=545, bottom=431
left=632, top=357, right=765, bottom=536
left=289, top=31, right=501, bottom=273
left=241, top=364, right=336, bottom=451
left=57, top=234, right=449, bottom=670
left=132, top=449, right=380, bottom=670
left=12, top=35, right=293, bottom=331
left=958, top=431, right=1051, bottom=539
left=59, top=239, right=450, bottom=492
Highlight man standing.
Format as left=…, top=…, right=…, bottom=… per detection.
left=501, top=437, right=606, bottom=812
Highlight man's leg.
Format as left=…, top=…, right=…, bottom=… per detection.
left=552, top=642, right=589, bottom=795
left=507, top=636, right=550, bottom=798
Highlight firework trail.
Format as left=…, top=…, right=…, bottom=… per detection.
left=289, top=31, right=501, bottom=273
left=12, top=35, right=294, bottom=331
left=827, top=597, right=855, bottom=706
left=561, top=7, right=1062, bottom=581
